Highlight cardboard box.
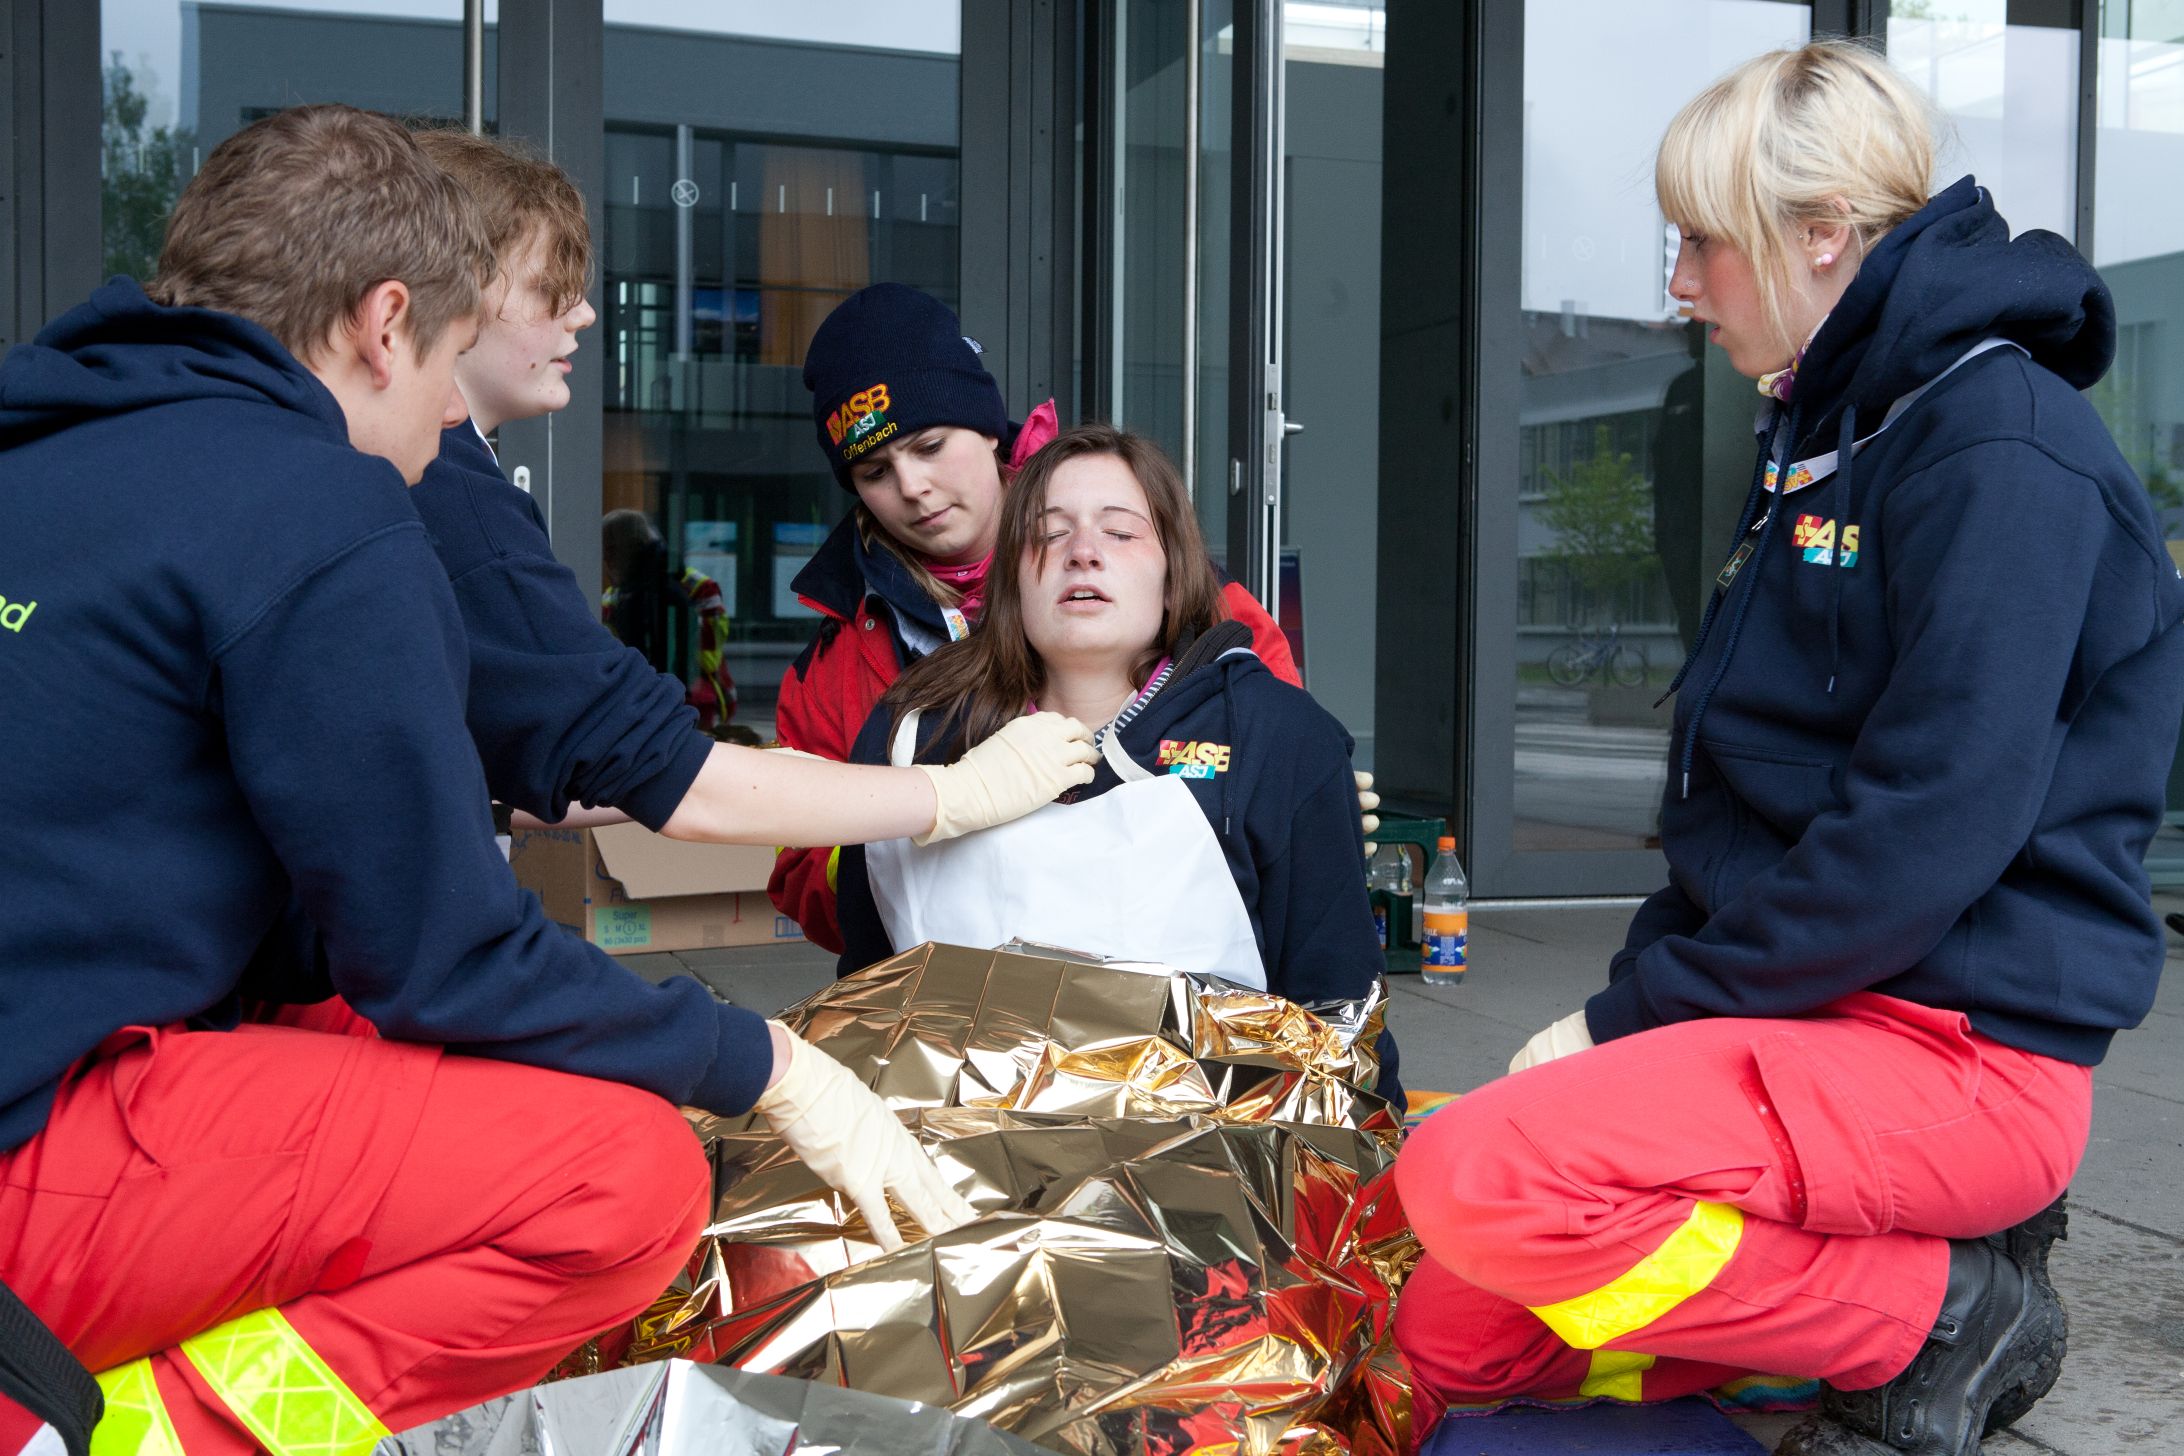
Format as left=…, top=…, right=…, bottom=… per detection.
left=509, top=822, right=805, bottom=954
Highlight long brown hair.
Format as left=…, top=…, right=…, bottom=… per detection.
left=882, top=424, right=1226, bottom=763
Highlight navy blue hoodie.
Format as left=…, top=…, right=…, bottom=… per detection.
left=1590, top=180, right=2184, bottom=1066
left=0, top=282, right=773, bottom=1151
left=833, top=624, right=1402, bottom=1105
left=407, top=421, right=711, bottom=826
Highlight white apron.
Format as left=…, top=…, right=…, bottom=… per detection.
left=863, top=711, right=1268, bottom=989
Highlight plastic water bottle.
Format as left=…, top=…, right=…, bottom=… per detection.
left=1421, top=836, right=1469, bottom=985
left=1367, top=843, right=1410, bottom=950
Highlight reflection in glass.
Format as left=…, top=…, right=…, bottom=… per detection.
left=1279, top=2, right=1385, bottom=761
left=1887, top=4, right=2078, bottom=240
left=1515, top=0, right=1807, bottom=853
left=599, top=2, right=961, bottom=730
left=2092, top=8, right=2184, bottom=878
left=1111, top=0, right=1234, bottom=555
left=100, top=0, right=481, bottom=280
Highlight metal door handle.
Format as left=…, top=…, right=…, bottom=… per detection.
left=1283, top=420, right=1304, bottom=437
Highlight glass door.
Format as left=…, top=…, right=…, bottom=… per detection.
left=596, top=2, right=963, bottom=740
left=1106, top=0, right=1295, bottom=638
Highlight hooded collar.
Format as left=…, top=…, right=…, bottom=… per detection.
left=1787, top=176, right=2113, bottom=458
left=0, top=278, right=348, bottom=454
left=787, top=512, right=957, bottom=644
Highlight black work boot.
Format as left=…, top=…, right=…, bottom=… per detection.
left=1773, top=1235, right=2064, bottom=1456
left=1980, top=1192, right=2069, bottom=1435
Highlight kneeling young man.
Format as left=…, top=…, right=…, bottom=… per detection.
left=0, top=106, right=985, bottom=1455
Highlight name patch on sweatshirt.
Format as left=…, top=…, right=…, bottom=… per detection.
left=1159, top=739, right=1232, bottom=777
left=1792, top=514, right=1860, bottom=568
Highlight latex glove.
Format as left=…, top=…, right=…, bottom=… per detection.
left=1356, top=771, right=1381, bottom=853
left=916, top=712, right=1097, bottom=844
left=752, top=1023, right=977, bottom=1252
left=1508, top=1010, right=1595, bottom=1076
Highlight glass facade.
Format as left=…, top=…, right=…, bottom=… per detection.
left=1510, top=0, right=1809, bottom=855
left=2094, top=0, right=2184, bottom=879
left=100, top=1, right=486, bottom=282
left=60, top=0, right=2177, bottom=894
left=1888, top=0, right=2080, bottom=239
left=597, top=3, right=961, bottom=734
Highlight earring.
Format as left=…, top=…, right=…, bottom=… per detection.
left=1816, top=252, right=1837, bottom=268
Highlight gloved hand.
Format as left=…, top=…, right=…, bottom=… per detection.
left=752, top=1023, right=977, bottom=1252
left=1356, top=771, right=1381, bottom=853
left=916, top=711, right=1097, bottom=845
left=1508, top=1010, right=1594, bottom=1075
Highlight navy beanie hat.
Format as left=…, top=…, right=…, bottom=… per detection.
left=803, top=283, right=1011, bottom=488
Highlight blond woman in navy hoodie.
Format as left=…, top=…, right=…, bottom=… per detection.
left=1393, top=41, right=2184, bottom=1456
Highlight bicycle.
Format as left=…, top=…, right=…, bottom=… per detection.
left=1546, top=622, right=1648, bottom=688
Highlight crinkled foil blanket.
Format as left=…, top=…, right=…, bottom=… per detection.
left=568, top=943, right=1423, bottom=1456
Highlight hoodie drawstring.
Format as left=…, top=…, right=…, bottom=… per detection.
left=1824, top=404, right=1856, bottom=696
left=1678, top=402, right=1800, bottom=798
left=1219, top=671, right=1237, bottom=838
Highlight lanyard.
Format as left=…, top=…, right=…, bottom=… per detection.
left=1716, top=337, right=2027, bottom=591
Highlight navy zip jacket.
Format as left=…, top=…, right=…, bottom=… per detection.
left=0, top=281, right=773, bottom=1151
left=834, top=624, right=1402, bottom=1105
left=1591, top=179, right=2184, bottom=1066
left=407, top=421, right=710, bottom=826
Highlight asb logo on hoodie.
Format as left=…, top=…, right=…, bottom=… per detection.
left=1793, top=514, right=1860, bottom=568
left=1159, top=739, right=1232, bottom=778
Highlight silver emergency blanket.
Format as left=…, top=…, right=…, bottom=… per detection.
left=376, top=1359, right=1047, bottom=1455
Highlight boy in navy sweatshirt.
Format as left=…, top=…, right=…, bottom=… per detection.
left=0, top=106, right=990, bottom=1452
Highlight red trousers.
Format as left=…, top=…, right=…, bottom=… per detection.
left=1392, top=994, right=2090, bottom=1424
left=0, top=1024, right=709, bottom=1453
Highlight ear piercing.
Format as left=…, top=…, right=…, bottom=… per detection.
left=1816, top=252, right=1837, bottom=267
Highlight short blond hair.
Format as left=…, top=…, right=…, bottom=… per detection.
left=414, top=128, right=594, bottom=316
left=149, top=105, right=494, bottom=363
left=1657, top=39, right=1938, bottom=347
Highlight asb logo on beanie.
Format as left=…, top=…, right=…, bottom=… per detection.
left=825, top=383, right=894, bottom=460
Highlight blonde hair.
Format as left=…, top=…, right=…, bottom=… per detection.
left=150, top=105, right=493, bottom=363
left=1656, top=39, right=1938, bottom=349
left=415, top=128, right=594, bottom=317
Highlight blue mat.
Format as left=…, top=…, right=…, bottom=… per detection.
left=1420, top=1397, right=1768, bottom=1455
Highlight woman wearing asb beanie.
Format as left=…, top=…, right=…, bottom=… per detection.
left=770, top=284, right=1306, bottom=954
left=1392, top=40, right=2184, bottom=1456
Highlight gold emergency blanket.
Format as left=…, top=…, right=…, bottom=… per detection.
left=587, top=944, right=1422, bottom=1456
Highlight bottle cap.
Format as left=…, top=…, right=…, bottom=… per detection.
left=1437, top=836, right=1455, bottom=851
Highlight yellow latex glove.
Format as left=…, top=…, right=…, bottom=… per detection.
left=753, top=1024, right=977, bottom=1252
left=1356, top=770, right=1382, bottom=852
left=1508, top=1010, right=1595, bottom=1076
left=916, top=711, right=1097, bottom=845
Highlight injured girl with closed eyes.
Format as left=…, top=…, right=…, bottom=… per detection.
left=831, top=423, right=1401, bottom=1106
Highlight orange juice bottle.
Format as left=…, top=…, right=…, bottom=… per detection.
left=1421, top=835, right=1468, bottom=985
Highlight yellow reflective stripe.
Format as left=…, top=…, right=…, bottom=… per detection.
left=91, top=1359, right=186, bottom=1456
left=825, top=844, right=841, bottom=893
left=179, top=1308, right=390, bottom=1456
left=1528, top=1200, right=1744, bottom=1349
left=1578, top=1347, right=1655, bottom=1401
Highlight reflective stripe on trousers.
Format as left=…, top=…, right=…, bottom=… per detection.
left=90, top=1309, right=390, bottom=1456
left=1527, top=1200, right=1746, bottom=1350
